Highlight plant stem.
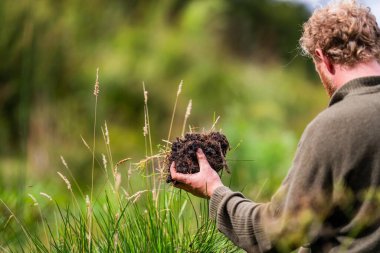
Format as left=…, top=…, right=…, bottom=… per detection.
left=89, top=67, right=100, bottom=250
left=166, top=80, right=183, bottom=148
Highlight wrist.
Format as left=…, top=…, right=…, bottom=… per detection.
left=207, top=181, right=224, bottom=199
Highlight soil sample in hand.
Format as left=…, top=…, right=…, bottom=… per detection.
left=166, top=132, right=230, bottom=183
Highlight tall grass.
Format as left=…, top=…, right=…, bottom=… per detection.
left=0, top=71, right=241, bottom=252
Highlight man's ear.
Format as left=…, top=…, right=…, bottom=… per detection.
left=315, top=49, right=335, bottom=74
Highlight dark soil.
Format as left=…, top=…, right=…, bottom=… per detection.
left=166, top=132, right=230, bottom=183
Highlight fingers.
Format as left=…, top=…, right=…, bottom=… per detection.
left=196, top=148, right=206, bottom=159
left=173, top=181, right=190, bottom=191
left=172, top=182, right=204, bottom=198
left=196, top=148, right=209, bottom=171
left=170, top=162, right=188, bottom=183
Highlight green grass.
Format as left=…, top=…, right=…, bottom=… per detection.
left=0, top=73, right=241, bottom=253
left=5, top=188, right=237, bottom=252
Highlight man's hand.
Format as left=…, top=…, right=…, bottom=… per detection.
left=170, top=148, right=224, bottom=199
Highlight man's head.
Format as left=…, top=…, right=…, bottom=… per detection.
left=300, top=0, right=380, bottom=95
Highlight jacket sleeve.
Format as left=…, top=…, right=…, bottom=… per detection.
left=209, top=119, right=336, bottom=253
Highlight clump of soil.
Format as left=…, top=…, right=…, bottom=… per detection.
left=166, top=132, right=230, bottom=183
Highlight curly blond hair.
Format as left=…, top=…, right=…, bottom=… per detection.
left=300, top=0, right=380, bottom=66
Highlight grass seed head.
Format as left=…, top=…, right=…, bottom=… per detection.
left=114, top=232, right=119, bottom=249
left=115, top=172, right=121, bottom=192
left=143, top=82, right=148, bottom=104
left=143, top=125, right=148, bottom=137
left=102, top=154, right=107, bottom=170
left=86, top=195, right=91, bottom=208
left=60, top=156, right=69, bottom=169
left=28, top=194, right=38, bottom=206
left=40, top=192, right=52, bottom=201
left=57, top=172, right=71, bottom=190
left=93, top=68, right=100, bottom=96
left=104, top=121, right=110, bottom=145
left=185, top=99, right=192, bottom=119
left=177, top=80, right=183, bottom=96
left=116, top=158, right=132, bottom=167
left=81, top=136, right=91, bottom=151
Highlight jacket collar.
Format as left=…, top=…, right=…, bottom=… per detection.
left=329, top=76, right=380, bottom=106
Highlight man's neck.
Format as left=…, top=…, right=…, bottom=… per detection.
left=334, top=60, right=380, bottom=90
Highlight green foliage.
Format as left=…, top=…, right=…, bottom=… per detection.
left=0, top=0, right=317, bottom=159
left=221, top=0, right=310, bottom=62
left=222, top=65, right=327, bottom=197
left=0, top=80, right=242, bottom=252
left=1, top=182, right=241, bottom=252
left=0, top=0, right=329, bottom=251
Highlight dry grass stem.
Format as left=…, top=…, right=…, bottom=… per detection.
left=93, top=68, right=99, bottom=96
left=80, top=135, right=91, bottom=151
left=181, top=99, right=192, bottom=137
left=40, top=192, right=52, bottom=201
left=144, top=88, right=148, bottom=104
left=28, top=194, right=38, bottom=206
left=3, top=215, right=14, bottom=229
left=57, top=172, right=72, bottom=190
left=142, top=82, right=153, bottom=155
left=185, top=99, right=192, bottom=119
left=60, top=156, right=69, bottom=170
left=135, top=154, right=165, bottom=171
left=86, top=195, right=91, bottom=209
left=142, top=82, right=155, bottom=192
left=102, top=154, right=107, bottom=170
left=167, top=80, right=183, bottom=148
left=115, top=158, right=132, bottom=167
left=60, top=155, right=85, bottom=199
left=127, top=164, right=132, bottom=184
left=161, top=139, right=172, bottom=145
left=86, top=195, right=93, bottom=249
left=89, top=68, right=100, bottom=247
left=113, top=232, right=119, bottom=250
left=0, top=200, right=33, bottom=244
left=28, top=194, right=50, bottom=250
left=101, top=122, right=115, bottom=191
left=122, top=188, right=129, bottom=198
left=143, top=125, right=148, bottom=137
left=210, top=115, right=220, bottom=131
left=115, top=173, right=121, bottom=192
left=128, top=190, right=148, bottom=203
left=104, top=121, right=110, bottom=145
left=177, top=80, right=183, bottom=96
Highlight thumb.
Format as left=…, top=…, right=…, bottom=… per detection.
left=170, top=162, right=188, bottom=183
left=196, top=148, right=208, bottom=171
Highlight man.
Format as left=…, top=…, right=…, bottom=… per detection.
left=170, top=1, right=380, bottom=252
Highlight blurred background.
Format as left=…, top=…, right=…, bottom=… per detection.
left=1, top=0, right=376, bottom=216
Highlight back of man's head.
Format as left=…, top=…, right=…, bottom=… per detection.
left=300, top=0, right=380, bottom=66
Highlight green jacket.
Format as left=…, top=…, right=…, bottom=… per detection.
left=210, top=76, right=380, bottom=253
